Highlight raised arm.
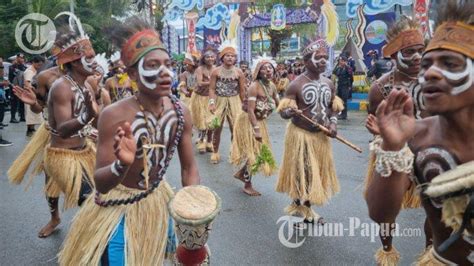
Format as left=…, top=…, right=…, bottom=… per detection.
left=94, top=106, right=135, bottom=193
left=50, top=81, right=98, bottom=138
left=366, top=89, right=416, bottom=223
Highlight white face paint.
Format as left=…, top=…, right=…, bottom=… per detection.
left=311, top=53, right=327, bottom=71
left=138, top=57, right=174, bottom=90
left=81, top=56, right=96, bottom=73
left=418, top=58, right=474, bottom=95
left=397, top=51, right=422, bottom=69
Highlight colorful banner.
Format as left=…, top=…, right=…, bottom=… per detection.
left=362, top=12, right=396, bottom=67
left=203, top=27, right=222, bottom=51
left=271, top=4, right=286, bottom=31
left=413, top=0, right=430, bottom=38
left=185, top=12, right=199, bottom=55
left=346, top=0, right=412, bottom=18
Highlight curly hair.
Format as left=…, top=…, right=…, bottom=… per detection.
left=386, top=16, right=420, bottom=42
left=435, top=0, right=474, bottom=27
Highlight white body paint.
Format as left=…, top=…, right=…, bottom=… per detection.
left=397, top=51, right=422, bottom=69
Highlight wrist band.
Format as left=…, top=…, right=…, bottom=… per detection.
left=330, top=116, right=338, bottom=124
left=248, top=96, right=257, bottom=101
left=208, top=98, right=216, bottom=105
left=111, top=160, right=126, bottom=177
left=370, top=137, right=414, bottom=177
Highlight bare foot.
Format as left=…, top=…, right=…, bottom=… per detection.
left=198, top=148, right=206, bottom=154
left=38, top=218, right=61, bottom=238
left=243, top=183, right=261, bottom=196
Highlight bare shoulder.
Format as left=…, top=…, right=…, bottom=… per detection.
left=49, top=77, right=73, bottom=99
left=211, top=67, right=220, bottom=76
left=98, top=98, right=136, bottom=127
left=321, top=76, right=335, bottom=90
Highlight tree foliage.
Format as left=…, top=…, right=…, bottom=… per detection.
left=0, top=0, right=134, bottom=59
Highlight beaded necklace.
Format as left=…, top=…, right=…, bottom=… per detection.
left=95, top=94, right=185, bottom=207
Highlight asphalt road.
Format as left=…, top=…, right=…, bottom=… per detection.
left=0, top=111, right=426, bottom=265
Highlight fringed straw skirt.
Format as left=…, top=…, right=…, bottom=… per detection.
left=190, top=93, right=212, bottom=131
left=58, top=182, right=175, bottom=266
left=276, top=123, right=339, bottom=206
left=229, top=112, right=276, bottom=176
left=43, top=141, right=96, bottom=209
left=8, top=122, right=50, bottom=188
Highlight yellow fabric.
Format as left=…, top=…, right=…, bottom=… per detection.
left=276, top=123, right=339, bottom=205
left=59, top=182, right=174, bottom=265
left=179, top=93, right=192, bottom=109
left=229, top=112, right=276, bottom=176
left=43, top=141, right=96, bottom=209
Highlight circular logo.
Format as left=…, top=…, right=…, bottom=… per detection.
left=365, top=20, right=388, bottom=45
left=15, top=13, right=56, bottom=54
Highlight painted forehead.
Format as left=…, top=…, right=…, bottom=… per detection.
left=302, top=40, right=328, bottom=57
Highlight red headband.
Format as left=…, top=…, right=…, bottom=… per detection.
left=121, top=29, right=167, bottom=67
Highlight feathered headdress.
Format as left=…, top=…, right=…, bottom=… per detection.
left=54, top=12, right=94, bottom=65
left=95, top=53, right=109, bottom=75
left=251, top=54, right=276, bottom=81
left=218, top=40, right=238, bottom=59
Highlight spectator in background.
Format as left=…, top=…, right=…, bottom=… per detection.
left=23, top=55, right=45, bottom=136
left=8, top=53, right=26, bottom=123
left=0, top=57, right=8, bottom=129
left=332, top=55, right=353, bottom=120
left=366, top=49, right=393, bottom=80
left=239, top=60, right=252, bottom=89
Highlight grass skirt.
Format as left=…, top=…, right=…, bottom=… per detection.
left=229, top=112, right=276, bottom=176
left=415, top=246, right=451, bottom=265
left=214, top=95, right=242, bottom=127
left=179, top=92, right=192, bottom=110
left=8, top=123, right=50, bottom=187
left=43, top=141, right=96, bottom=209
left=59, top=182, right=175, bottom=265
left=276, top=123, right=339, bottom=206
left=364, top=145, right=421, bottom=209
left=190, top=93, right=212, bottom=130
left=374, top=246, right=400, bottom=266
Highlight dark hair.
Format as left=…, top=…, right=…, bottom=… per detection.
left=104, top=17, right=153, bottom=50
left=436, top=0, right=474, bottom=27
left=240, top=60, right=249, bottom=66
left=386, top=16, right=420, bottom=42
left=31, top=55, right=45, bottom=63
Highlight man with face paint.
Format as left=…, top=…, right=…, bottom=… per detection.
left=178, top=53, right=198, bottom=108
left=208, top=42, right=247, bottom=164
left=8, top=47, right=66, bottom=238
left=366, top=1, right=474, bottom=264
left=276, top=39, right=343, bottom=225
left=59, top=17, right=200, bottom=265
left=105, top=58, right=136, bottom=103
left=192, top=48, right=217, bottom=154
left=41, top=12, right=98, bottom=215
left=230, top=56, right=280, bottom=196
left=363, top=17, right=427, bottom=264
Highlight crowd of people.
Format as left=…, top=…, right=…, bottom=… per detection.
left=1, top=0, right=473, bottom=264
